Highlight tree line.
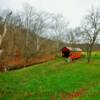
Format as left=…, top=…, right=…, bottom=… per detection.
left=0, top=3, right=100, bottom=63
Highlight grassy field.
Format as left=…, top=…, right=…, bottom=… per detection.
left=0, top=53, right=100, bottom=100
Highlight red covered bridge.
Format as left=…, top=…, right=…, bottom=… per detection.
left=62, top=47, right=82, bottom=60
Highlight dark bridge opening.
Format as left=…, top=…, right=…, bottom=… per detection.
left=62, top=47, right=70, bottom=58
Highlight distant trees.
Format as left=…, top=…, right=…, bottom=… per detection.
left=8, top=13, right=23, bottom=53
left=22, top=7, right=69, bottom=56
left=22, top=3, right=52, bottom=55
left=31, top=12, right=51, bottom=53
left=65, top=27, right=82, bottom=47
left=81, top=7, right=100, bottom=63
left=22, top=3, right=36, bottom=59
left=49, top=14, right=68, bottom=53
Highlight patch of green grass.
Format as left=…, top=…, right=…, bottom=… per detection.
left=0, top=55, right=100, bottom=100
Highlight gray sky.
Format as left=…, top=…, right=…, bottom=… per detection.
left=0, top=0, right=100, bottom=28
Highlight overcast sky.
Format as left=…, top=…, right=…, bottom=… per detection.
left=0, top=0, right=100, bottom=28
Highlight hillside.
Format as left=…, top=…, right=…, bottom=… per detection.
left=0, top=20, right=62, bottom=71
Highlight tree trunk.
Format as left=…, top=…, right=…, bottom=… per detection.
left=87, top=44, right=93, bottom=63
left=36, top=37, right=40, bottom=52
left=0, top=22, right=7, bottom=56
left=56, top=41, right=59, bottom=55
left=87, top=48, right=91, bottom=63
left=4, top=65, right=7, bottom=72
left=86, top=43, right=89, bottom=57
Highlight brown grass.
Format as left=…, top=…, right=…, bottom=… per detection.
left=0, top=54, right=56, bottom=71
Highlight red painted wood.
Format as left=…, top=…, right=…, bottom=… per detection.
left=62, top=47, right=82, bottom=60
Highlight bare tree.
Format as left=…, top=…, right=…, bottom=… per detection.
left=66, top=29, right=75, bottom=47
left=81, top=7, right=100, bottom=63
left=0, top=11, right=12, bottom=71
left=7, top=13, right=23, bottom=57
left=0, top=11, right=12, bottom=56
left=32, top=11, right=51, bottom=53
left=8, top=13, right=23, bottom=28
left=65, top=27, right=82, bottom=47
left=49, top=14, right=68, bottom=53
left=23, top=3, right=36, bottom=59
